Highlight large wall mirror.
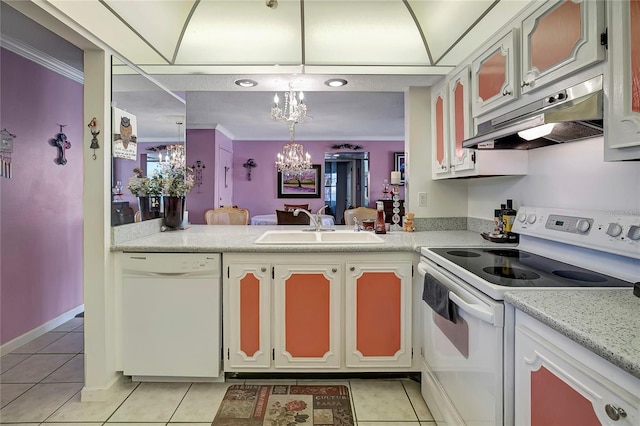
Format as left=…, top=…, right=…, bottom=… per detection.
left=110, top=57, right=186, bottom=226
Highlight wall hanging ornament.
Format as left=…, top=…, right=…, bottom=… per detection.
left=51, top=124, right=71, bottom=165
left=0, top=128, right=16, bottom=179
left=87, top=117, right=100, bottom=160
left=243, top=158, right=257, bottom=180
left=191, top=160, right=205, bottom=192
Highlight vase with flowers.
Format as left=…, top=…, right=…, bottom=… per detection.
left=156, top=145, right=194, bottom=229
left=127, top=168, right=162, bottom=220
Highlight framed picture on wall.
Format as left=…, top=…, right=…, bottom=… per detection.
left=394, top=152, right=405, bottom=185
left=277, top=165, right=321, bottom=198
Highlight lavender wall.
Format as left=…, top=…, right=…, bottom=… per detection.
left=185, top=129, right=216, bottom=224
left=232, top=140, right=404, bottom=217
left=0, top=48, right=84, bottom=344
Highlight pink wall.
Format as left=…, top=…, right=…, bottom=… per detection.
left=232, top=140, right=404, bottom=216
left=1, top=48, right=84, bottom=344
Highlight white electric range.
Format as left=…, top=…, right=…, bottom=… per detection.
left=417, top=206, right=640, bottom=426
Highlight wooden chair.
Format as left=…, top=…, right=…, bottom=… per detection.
left=276, top=209, right=310, bottom=225
left=344, top=207, right=378, bottom=225
left=204, top=207, right=250, bottom=225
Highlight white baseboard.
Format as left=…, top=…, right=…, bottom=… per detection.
left=81, top=373, right=123, bottom=402
left=0, top=304, right=85, bottom=356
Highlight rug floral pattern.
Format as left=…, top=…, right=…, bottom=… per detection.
left=212, top=385, right=354, bottom=426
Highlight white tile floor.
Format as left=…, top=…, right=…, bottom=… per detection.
left=1, top=317, right=434, bottom=425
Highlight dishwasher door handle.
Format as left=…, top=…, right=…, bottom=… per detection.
left=124, top=271, right=195, bottom=277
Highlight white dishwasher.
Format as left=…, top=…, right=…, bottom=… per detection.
left=121, top=253, right=221, bottom=380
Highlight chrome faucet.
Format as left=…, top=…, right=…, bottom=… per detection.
left=294, top=206, right=334, bottom=232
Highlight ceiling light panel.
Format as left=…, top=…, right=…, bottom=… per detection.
left=176, top=1, right=302, bottom=65
left=304, top=1, right=428, bottom=65
left=103, top=0, right=196, bottom=62
left=408, top=0, right=495, bottom=64
left=47, top=0, right=167, bottom=64
left=437, top=0, right=532, bottom=66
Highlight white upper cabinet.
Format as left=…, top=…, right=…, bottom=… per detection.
left=520, top=0, right=606, bottom=94
left=605, top=0, right=640, bottom=161
left=431, top=82, right=449, bottom=176
left=448, top=66, right=475, bottom=172
left=472, top=29, right=519, bottom=117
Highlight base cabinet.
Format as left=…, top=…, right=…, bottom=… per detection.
left=223, top=253, right=415, bottom=372
left=515, top=311, right=640, bottom=425
left=344, top=261, right=412, bottom=368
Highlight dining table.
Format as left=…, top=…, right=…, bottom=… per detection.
left=250, top=214, right=335, bottom=226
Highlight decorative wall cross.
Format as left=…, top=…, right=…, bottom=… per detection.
left=52, top=124, right=71, bottom=165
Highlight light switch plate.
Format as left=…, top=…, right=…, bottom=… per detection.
left=418, top=192, right=427, bottom=207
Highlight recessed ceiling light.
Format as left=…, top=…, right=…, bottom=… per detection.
left=235, top=79, right=258, bottom=88
left=325, top=78, right=348, bottom=87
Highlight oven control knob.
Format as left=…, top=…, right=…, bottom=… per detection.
left=517, top=211, right=527, bottom=223
left=627, top=225, right=640, bottom=241
left=606, top=223, right=623, bottom=238
left=526, top=214, right=537, bottom=224
left=575, top=219, right=591, bottom=233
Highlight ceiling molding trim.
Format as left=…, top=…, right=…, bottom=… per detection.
left=402, top=0, right=433, bottom=65
left=1, top=35, right=84, bottom=83
left=97, top=0, right=172, bottom=65
left=432, top=0, right=501, bottom=66
left=214, top=124, right=235, bottom=140
left=233, top=135, right=406, bottom=142
left=172, top=0, right=200, bottom=64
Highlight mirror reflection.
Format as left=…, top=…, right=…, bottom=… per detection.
left=111, top=58, right=186, bottom=226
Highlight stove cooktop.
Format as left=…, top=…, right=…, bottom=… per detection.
left=427, top=247, right=635, bottom=288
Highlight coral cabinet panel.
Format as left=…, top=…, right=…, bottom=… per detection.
left=521, top=0, right=605, bottom=94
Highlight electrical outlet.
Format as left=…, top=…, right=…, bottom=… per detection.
left=418, top=192, right=427, bottom=207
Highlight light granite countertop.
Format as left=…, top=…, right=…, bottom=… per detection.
left=505, top=290, right=640, bottom=379
left=112, top=224, right=505, bottom=253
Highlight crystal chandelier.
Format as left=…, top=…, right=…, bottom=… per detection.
left=275, top=122, right=311, bottom=174
left=271, top=86, right=307, bottom=125
left=272, top=86, right=312, bottom=174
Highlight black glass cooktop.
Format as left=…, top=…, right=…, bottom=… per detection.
left=428, top=248, right=634, bottom=288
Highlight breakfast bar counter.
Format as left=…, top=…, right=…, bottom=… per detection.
left=112, top=224, right=505, bottom=253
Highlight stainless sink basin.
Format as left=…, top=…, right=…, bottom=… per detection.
left=255, top=230, right=385, bottom=245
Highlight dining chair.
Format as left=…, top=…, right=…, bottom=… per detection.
left=344, top=207, right=378, bottom=225
left=205, top=207, right=250, bottom=225
left=275, top=209, right=310, bottom=225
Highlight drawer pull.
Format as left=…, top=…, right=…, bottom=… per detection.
left=261, top=267, right=267, bottom=272
left=605, top=404, right=627, bottom=421
left=502, top=88, right=512, bottom=96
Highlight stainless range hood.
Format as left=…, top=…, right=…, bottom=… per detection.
left=462, top=75, right=603, bottom=150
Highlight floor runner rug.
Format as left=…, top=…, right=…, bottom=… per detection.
left=212, top=384, right=354, bottom=426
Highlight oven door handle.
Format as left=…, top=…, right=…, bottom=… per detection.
left=417, top=262, right=499, bottom=325
left=447, top=291, right=494, bottom=324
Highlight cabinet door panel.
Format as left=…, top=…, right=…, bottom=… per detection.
left=606, top=0, right=640, bottom=160
left=273, top=265, right=341, bottom=368
left=226, top=264, right=271, bottom=369
left=515, top=315, right=640, bottom=426
left=521, top=0, right=605, bottom=93
left=472, top=30, right=517, bottom=117
left=432, top=85, right=449, bottom=175
left=449, top=67, right=475, bottom=172
left=345, top=262, right=412, bottom=367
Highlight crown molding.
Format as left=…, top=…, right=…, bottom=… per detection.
left=1, top=35, right=84, bottom=84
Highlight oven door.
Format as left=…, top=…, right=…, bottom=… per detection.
left=418, top=257, right=504, bottom=426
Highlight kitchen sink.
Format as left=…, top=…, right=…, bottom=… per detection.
left=255, top=230, right=385, bottom=245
